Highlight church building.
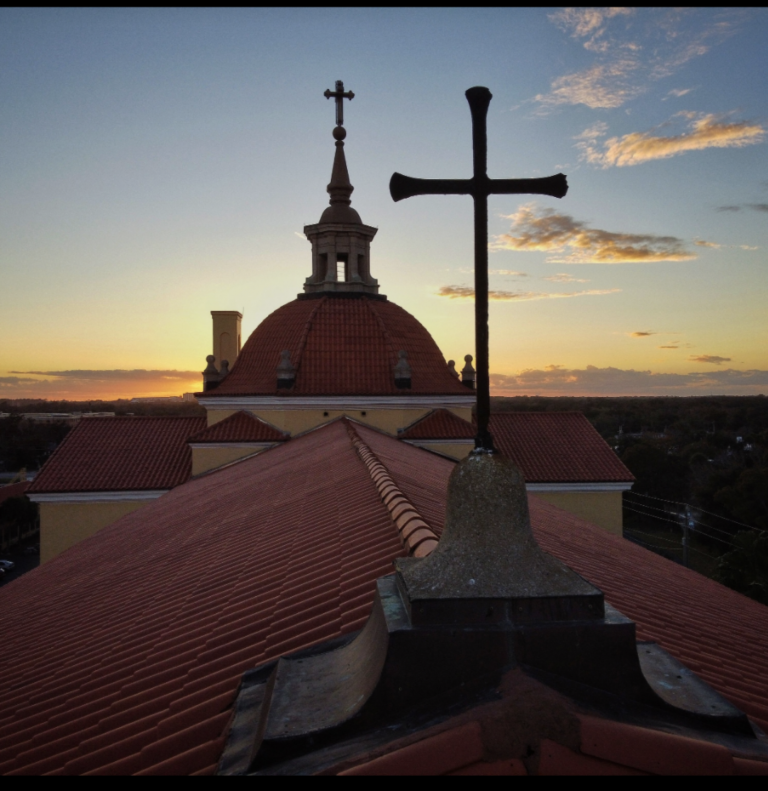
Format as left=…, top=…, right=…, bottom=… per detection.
left=27, top=101, right=631, bottom=563
left=3, top=84, right=768, bottom=776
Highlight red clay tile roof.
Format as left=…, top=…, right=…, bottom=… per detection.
left=490, top=412, right=634, bottom=483
left=398, top=409, right=475, bottom=440
left=187, top=412, right=287, bottom=444
left=204, top=296, right=468, bottom=397
left=345, top=708, right=765, bottom=776
left=27, top=417, right=206, bottom=494
left=2, top=422, right=768, bottom=775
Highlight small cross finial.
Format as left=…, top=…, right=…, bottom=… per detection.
left=324, top=80, right=354, bottom=128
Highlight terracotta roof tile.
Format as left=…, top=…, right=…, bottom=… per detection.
left=339, top=721, right=485, bottom=776
left=399, top=408, right=476, bottom=440
left=187, top=411, right=287, bottom=444
left=28, top=417, right=206, bottom=493
left=206, top=296, right=468, bottom=397
left=578, top=714, right=734, bottom=775
left=489, top=412, right=634, bottom=483
left=448, top=758, right=528, bottom=776
left=538, top=738, right=647, bottom=776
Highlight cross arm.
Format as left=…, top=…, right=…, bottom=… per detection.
left=390, top=172, right=568, bottom=203
left=390, top=173, right=472, bottom=202
left=489, top=173, right=568, bottom=199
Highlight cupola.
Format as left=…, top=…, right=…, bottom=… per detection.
left=302, top=81, right=381, bottom=297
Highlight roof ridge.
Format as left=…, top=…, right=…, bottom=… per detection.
left=187, top=410, right=287, bottom=443
left=364, top=297, right=398, bottom=370
left=344, top=419, right=439, bottom=558
left=292, top=295, right=327, bottom=379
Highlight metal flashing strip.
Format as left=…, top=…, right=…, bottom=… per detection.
left=402, top=438, right=474, bottom=446
left=188, top=442, right=276, bottom=450
left=197, top=395, right=475, bottom=410
left=29, top=490, right=169, bottom=503
left=526, top=482, right=633, bottom=493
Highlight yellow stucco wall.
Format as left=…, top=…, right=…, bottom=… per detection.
left=39, top=500, right=149, bottom=564
left=530, top=490, right=624, bottom=535
left=191, top=444, right=272, bottom=476
left=206, top=406, right=473, bottom=436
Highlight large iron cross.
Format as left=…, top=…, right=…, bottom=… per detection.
left=324, top=80, right=354, bottom=127
left=390, top=86, right=568, bottom=452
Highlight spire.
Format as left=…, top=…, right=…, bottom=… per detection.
left=302, top=81, right=381, bottom=298
left=319, top=82, right=361, bottom=225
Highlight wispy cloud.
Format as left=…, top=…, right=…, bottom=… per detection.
left=658, top=345, right=679, bottom=349
left=536, top=60, right=643, bottom=110
left=436, top=286, right=619, bottom=302
left=458, top=268, right=528, bottom=276
left=694, top=240, right=721, bottom=248
left=490, top=364, right=768, bottom=396
left=2, top=369, right=201, bottom=400
left=537, top=9, right=742, bottom=110
left=630, top=331, right=655, bottom=337
left=493, top=204, right=694, bottom=264
left=12, top=369, right=200, bottom=381
left=542, top=273, right=589, bottom=283
left=716, top=203, right=768, bottom=214
left=664, top=87, right=694, bottom=100
left=578, top=113, right=765, bottom=168
left=689, top=355, right=732, bottom=365
left=550, top=7, right=635, bottom=46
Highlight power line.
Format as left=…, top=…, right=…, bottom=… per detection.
left=623, top=506, right=736, bottom=550
left=624, top=497, right=680, bottom=518
left=627, top=491, right=763, bottom=534
left=623, top=504, right=684, bottom=529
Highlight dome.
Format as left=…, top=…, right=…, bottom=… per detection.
left=208, top=295, right=468, bottom=397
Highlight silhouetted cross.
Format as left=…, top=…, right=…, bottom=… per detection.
left=324, top=80, right=355, bottom=127
left=390, top=87, right=568, bottom=452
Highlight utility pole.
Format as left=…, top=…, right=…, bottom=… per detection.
left=681, top=504, right=694, bottom=569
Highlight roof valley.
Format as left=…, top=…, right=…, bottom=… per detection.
left=344, top=420, right=439, bottom=557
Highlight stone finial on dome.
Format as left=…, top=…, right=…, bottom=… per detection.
left=394, top=350, right=412, bottom=389
left=461, top=354, right=475, bottom=390
left=276, top=349, right=296, bottom=389
left=203, top=355, right=221, bottom=392
left=447, top=360, right=460, bottom=379
left=219, top=360, right=230, bottom=377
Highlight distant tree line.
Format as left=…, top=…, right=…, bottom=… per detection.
left=492, top=395, right=768, bottom=603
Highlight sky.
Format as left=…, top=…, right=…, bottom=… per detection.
left=1, top=8, right=767, bottom=400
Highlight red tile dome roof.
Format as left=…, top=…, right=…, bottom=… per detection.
left=206, top=295, right=469, bottom=397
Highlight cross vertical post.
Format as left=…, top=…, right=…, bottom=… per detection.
left=390, top=86, right=568, bottom=452
left=324, top=80, right=355, bottom=127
